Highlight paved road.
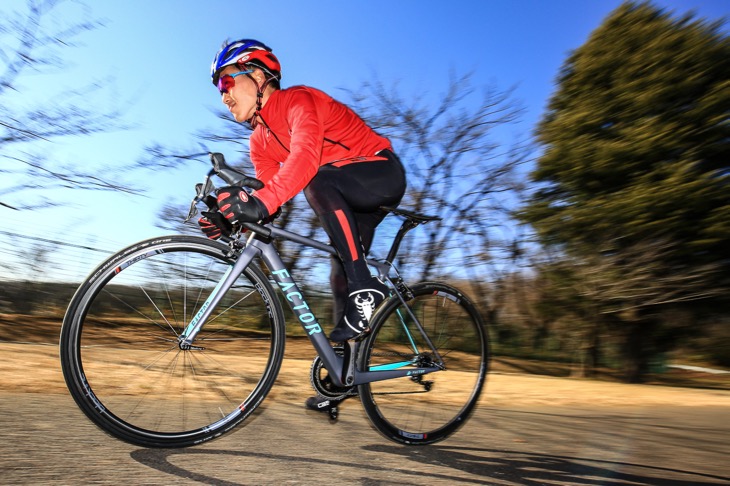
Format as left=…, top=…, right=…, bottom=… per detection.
left=1, top=390, right=728, bottom=485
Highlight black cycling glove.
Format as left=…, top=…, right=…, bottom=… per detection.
left=198, top=211, right=232, bottom=240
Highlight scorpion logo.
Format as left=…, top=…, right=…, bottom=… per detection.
left=354, top=292, right=376, bottom=322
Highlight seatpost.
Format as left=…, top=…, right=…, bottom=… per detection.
left=385, top=219, right=420, bottom=264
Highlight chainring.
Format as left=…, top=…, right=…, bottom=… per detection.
left=309, top=346, right=356, bottom=400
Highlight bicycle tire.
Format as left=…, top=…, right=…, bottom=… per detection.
left=358, top=282, right=488, bottom=445
left=60, top=235, right=286, bottom=448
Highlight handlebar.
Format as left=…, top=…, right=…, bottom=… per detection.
left=241, top=221, right=272, bottom=238
left=185, top=152, right=266, bottom=224
left=209, top=152, right=263, bottom=190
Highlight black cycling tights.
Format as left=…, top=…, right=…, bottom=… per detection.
left=303, top=150, right=406, bottom=323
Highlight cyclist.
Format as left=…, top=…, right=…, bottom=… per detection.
left=202, top=39, right=406, bottom=346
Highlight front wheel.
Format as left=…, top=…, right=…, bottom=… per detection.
left=60, top=236, right=286, bottom=447
left=358, top=282, right=489, bottom=445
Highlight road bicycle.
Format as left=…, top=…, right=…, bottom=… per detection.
left=60, top=153, right=489, bottom=448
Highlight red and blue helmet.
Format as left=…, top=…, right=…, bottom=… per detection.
left=211, top=39, right=281, bottom=86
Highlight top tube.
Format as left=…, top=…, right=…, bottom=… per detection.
left=241, top=206, right=440, bottom=266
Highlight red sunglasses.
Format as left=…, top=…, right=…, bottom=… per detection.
left=217, top=70, right=253, bottom=94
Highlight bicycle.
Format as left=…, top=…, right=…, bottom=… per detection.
left=59, top=152, right=489, bottom=448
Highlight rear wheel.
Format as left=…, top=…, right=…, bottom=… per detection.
left=358, top=282, right=488, bottom=445
left=60, top=236, right=285, bottom=447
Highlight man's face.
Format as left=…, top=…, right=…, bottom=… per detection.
left=219, top=65, right=261, bottom=123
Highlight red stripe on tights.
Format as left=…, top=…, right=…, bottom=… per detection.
left=334, top=209, right=359, bottom=262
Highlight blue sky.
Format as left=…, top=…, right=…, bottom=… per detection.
left=2, top=0, right=728, bottom=280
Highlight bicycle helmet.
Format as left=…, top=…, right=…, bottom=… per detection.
left=211, top=39, right=281, bottom=86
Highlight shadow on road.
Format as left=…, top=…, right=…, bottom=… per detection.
left=130, top=444, right=730, bottom=485
left=365, top=444, right=730, bottom=485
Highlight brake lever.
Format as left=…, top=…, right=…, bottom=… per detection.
left=184, top=153, right=264, bottom=224
left=184, top=169, right=217, bottom=222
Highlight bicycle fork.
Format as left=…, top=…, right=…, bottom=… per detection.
left=177, top=240, right=259, bottom=349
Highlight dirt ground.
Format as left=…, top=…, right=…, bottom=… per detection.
left=2, top=313, right=729, bottom=408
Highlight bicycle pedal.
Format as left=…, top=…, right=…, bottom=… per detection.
left=306, top=396, right=344, bottom=415
left=328, top=405, right=339, bottom=422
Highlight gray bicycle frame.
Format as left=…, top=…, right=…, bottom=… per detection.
left=178, top=224, right=443, bottom=388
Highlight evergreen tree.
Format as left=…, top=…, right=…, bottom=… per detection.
left=519, top=1, right=730, bottom=381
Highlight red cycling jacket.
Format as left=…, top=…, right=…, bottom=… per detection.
left=250, top=85, right=392, bottom=214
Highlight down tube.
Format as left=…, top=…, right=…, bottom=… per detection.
left=255, top=240, right=343, bottom=374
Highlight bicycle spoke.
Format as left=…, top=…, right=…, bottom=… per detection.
left=60, top=236, right=285, bottom=447
left=359, top=282, right=488, bottom=445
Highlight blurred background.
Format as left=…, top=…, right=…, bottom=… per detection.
left=1, top=0, right=728, bottom=385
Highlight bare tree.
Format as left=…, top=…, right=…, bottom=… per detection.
left=344, top=73, right=530, bottom=283
left=0, top=0, right=136, bottom=210
left=336, top=71, right=533, bottom=336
